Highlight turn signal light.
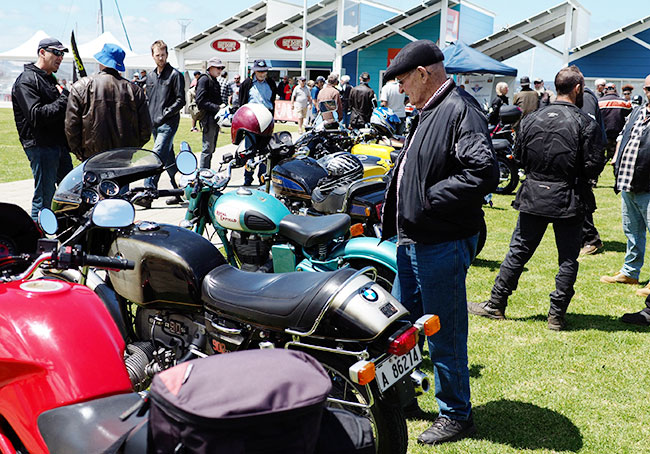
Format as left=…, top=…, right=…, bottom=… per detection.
left=350, top=223, right=364, bottom=237
left=349, top=360, right=376, bottom=386
left=388, top=326, right=419, bottom=356
left=415, top=314, right=441, bottom=336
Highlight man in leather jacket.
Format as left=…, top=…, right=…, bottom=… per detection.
left=143, top=40, right=186, bottom=206
left=381, top=40, right=498, bottom=445
left=12, top=37, right=74, bottom=220
left=349, top=72, right=375, bottom=129
left=469, top=66, right=605, bottom=331
left=65, top=44, right=151, bottom=161
left=195, top=57, right=225, bottom=169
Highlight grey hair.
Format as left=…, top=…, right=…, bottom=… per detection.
left=495, top=82, right=509, bottom=96
left=341, top=74, right=350, bottom=83
left=327, top=73, right=339, bottom=85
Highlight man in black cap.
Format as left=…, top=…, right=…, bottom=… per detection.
left=239, top=59, right=277, bottom=185
left=196, top=57, right=225, bottom=169
left=349, top=71, right=375, bottom=129
left=12, top=37, right=74, bottom=220
left=513, top=76, right=540, bottom=123
left=381, top=40, right=498, bottom=445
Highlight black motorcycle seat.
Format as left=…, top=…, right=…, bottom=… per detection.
left=202, top=264, right=356, bottom=332
left=279, top=213, right=351, bottom=248
left=492, top=138, right=511, bottom=152
left=37, top=393, right=146, bottom=454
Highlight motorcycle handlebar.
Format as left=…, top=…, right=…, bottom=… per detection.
left=84, top=254, right=135, bottom=270
left=158, top=188, right=184, bottom=197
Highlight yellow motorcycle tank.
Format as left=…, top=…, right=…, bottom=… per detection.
left=354, top=154, right=390, bottom=177
left=351, top=143, right=395, bottom=164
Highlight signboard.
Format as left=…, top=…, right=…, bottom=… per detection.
left=211, top=39, right=240, bottom=53
left=461, top=75, right=494, bottom=111
left=387, top=48, right=401, bottom=68
left=275, top=36, right=309, bottom=51
left=446, top=8, right=459, bottom=44
left=273, top=100, right=299, bottom=123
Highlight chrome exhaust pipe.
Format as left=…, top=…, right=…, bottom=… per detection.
left=411, top=370, right=430, bottom=396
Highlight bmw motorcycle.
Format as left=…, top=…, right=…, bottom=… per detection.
left=44, top=147, right=437, bottom=454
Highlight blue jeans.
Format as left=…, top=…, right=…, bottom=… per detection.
left=25, top=145, right=73, bottom=220
left=145, top=117, right=179, bottom=189
left=620, top=191, right=650, bottom=279
left=392, top=236, right=477, bottom=421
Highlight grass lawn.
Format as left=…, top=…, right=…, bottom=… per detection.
left=1, top=107, right=648, bottom=452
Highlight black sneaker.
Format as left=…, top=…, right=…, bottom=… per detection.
left=621, top=311, right=650, bottom=326
left=467, top=300, right=506, bottom=320
left=165, top=196, right=183, bottom=205
left=133, top=198, right=152, bottom=209
left=417, top=415, right=476, bottom=445
left=547, top=314, right=567, bottom=331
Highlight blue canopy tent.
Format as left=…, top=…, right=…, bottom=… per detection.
left=442, top=41, right=517, bottom=76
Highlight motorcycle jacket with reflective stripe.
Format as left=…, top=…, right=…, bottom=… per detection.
left=598, top=93, right=632, bottom=138
left=381, top=81, right=498, bottom=244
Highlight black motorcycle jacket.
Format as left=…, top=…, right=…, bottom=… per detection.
left=512, top=101, right=605, bottom=218
left=381, top=80, right=498, bottom=244
left=349, top=83, right=375, bottom=129
left=146, top=63, right=186, bottom=128
left=195, top=73, right=223, bottom=118
left=12, top=63, right=69, bottom=149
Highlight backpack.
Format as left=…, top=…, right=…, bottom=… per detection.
left=187, top=85, right=205, bottom=122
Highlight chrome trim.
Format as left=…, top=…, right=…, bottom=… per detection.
left=326, top=397, right=372, bottom=409
left=284, top=266, right=377, bottom=337
left=210, top=321, right=242, bottom=335
left=285, top=339, right=369, bottom=360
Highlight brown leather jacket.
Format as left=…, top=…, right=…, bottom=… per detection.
left=65, top=68, right=151, bottom=160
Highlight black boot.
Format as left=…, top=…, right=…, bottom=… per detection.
left=547, top=313, right=567, bottom=331
left=467, top=300, right=506, bottom=320
left=165, top=195, right=184, bottom=205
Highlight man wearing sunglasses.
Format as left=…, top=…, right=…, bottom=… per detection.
left=11, top=38, right=74, bottom=221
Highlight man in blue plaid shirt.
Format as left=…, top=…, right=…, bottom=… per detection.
left=602, top=74, right=650, bottom=325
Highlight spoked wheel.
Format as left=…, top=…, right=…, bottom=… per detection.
left=344, top=260, right=395, bottom=292
left=314, top=355, right=408, bottom=454
left=495, top=155, right=519, bottom=195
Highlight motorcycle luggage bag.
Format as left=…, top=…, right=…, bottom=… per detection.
left=148, top=349, right=331, bottom=454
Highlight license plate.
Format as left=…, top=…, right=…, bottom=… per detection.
left=375, top=345, right=422, bottom=393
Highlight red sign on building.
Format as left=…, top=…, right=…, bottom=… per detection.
left=387, top=48, right=401, bottom=67
left=275, top=36, right=310, bottom=51
left=211, top=39, right=241, bottom=53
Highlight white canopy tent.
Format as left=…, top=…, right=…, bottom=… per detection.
left=0, top=30, right=70, bottom=62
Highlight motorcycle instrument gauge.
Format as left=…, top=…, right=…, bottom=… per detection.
left=83, top=171, right=98, bottom=185
left=99, top=180, right=120, bottom=197
left=81, top=188, right=100, bottom=205
left=0, top=236, right=17, bottom=258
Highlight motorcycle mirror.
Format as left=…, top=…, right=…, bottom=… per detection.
left=38, top=208, right=58, bottom=235
left=176, top=150, right=197, bottom=175
left=180, top=141, right=192, bottom=153
left=222, top=153, right=234, bottom=163
left=91, top=199, right=135, bottom=228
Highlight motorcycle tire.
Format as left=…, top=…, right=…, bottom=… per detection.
left=495, top=155, right=519, bottom=195
left=312, top=353, right=408, bottom=454
left=344, top=260, right=395, bottom=292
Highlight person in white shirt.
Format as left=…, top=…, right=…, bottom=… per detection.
left=291, top=76, right=312, bottom=133
left=380, top=78, right=407, bottom=134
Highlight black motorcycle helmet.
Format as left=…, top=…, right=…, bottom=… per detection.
left=632, top=94, right=643, bottom=106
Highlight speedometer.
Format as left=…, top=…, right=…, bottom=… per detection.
left=99, top=180, right=120, bottom=197
left=81, top=188, right=100, bottom=205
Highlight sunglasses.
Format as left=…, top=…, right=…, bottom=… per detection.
left=44, top=48, right=65, bottom=57
left=644, top=87, right=650, bottom=92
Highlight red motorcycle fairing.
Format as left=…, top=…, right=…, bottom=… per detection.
left=0, top=279, right=132, bottom=453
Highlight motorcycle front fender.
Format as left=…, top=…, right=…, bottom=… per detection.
left=330, top=237, right=397, bottom=272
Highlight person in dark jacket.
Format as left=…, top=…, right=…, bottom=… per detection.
left=142, top=40, right=186, bottom=206
left=381, top=40, right=498, bottom=445
left=349, top=72, right=375, bottom=129
left=488, top=81, right=509, bottom=126
left=12, top=37, right=73, bottom=220
left=339, top=74, right=352, bottom=127
left=239, top=59, right=277, bottom=186
left=65, top=44, right=151, bottom=162
left=196, top=57, right=225, bottom=169
left=579, top=87, right=607, bottom=255
left=469, top=66, right=605, bottom=331
left=602, top=74, right=650, bottom=306
left=598, top=83, right=632, bottom=160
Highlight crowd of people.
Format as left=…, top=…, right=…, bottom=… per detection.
left=10, top=34, right=650, bottom=448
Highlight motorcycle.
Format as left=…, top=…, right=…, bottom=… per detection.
left=45, top=147, right=436, bottom=454
left=489, top=104, right=523, bottom=195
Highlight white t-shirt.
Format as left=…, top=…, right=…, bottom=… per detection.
left=292, top=85, right=311, bottom=108
left=380, top=81, right=406, bottom=117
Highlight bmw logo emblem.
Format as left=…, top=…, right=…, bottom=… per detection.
left=361, top=287, right=378, bottom=302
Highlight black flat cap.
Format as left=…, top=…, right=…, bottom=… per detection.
left=520, top=76, right=530, bottom=85
left=384, top=40, right=444, bottom=81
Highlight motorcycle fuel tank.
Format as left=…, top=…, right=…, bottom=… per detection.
left=210, top=188, right=290, bottom=234
left=272, top=157, right=328, bottom=200
left=108, top=223, right=227, bottom=307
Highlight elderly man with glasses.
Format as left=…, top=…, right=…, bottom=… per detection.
left=12, top=37, right=73, bottom=220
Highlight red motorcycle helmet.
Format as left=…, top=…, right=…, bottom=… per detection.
left=230, top=103, right=275, bottom=145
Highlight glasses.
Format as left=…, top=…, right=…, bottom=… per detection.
left=44, top=48, right=65, bottom=57
left=397, top=69, right=416, bottom=85
left=644, top=87, right=650, bottom=92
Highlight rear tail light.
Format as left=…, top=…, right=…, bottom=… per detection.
left=350, top=223, right=364, bottom=237
left=414, top=314, right=441, bottom=336
left=388, top=326, right=419, bottom=356
left=349, top=360, right=376, bottom=386
left=375, top=202, right=384, bottom=220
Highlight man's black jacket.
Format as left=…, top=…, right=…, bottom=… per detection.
left=12, top=63, right=69, bottom=149
left=512, top=101, right=605, bottom=218
left=239, top=77, right=277, bottom=113
left=599, top=92, right=632, bottom=139
left=196, top=73, right=222, bottom=120
left=381, top=81, right=498, bottom=244
left=349, top=83, right=375, bottom=129
left=146, top=63, right=186, bottom=128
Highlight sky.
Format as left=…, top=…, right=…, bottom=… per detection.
left=0, top=0, right=643, bottom=82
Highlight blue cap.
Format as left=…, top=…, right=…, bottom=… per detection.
left=94, top=43, right=126, bottom=72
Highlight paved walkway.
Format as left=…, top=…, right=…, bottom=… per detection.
left=0, top=142, right=262, bottom=227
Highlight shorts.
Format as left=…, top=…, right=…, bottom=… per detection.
left=293, top=106, right=308, bottom=119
